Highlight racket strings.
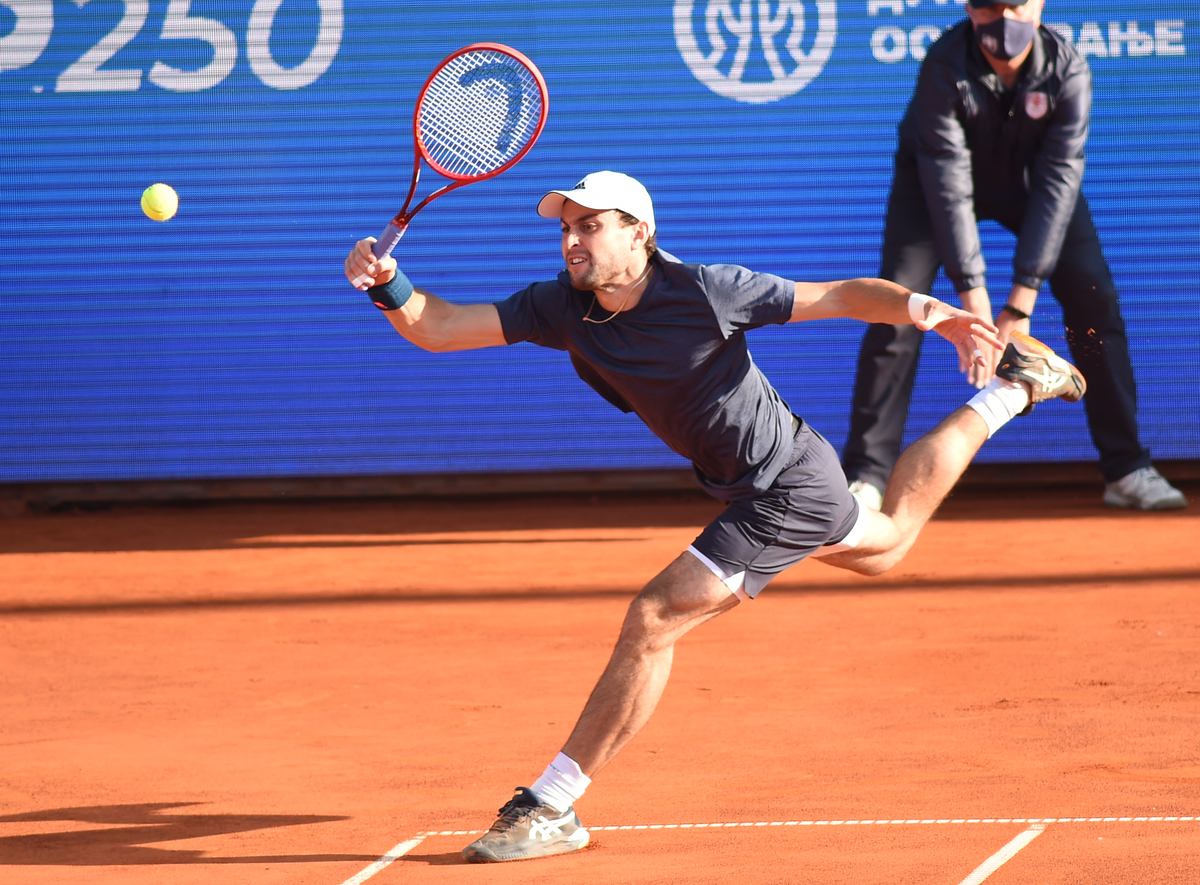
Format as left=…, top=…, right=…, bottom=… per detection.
left=423, top=56, right=539, bottom=174
left=419, top=50, right=544, bottom=179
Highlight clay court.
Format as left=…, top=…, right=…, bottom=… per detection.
left=2, top=481, right=1197, bottom=884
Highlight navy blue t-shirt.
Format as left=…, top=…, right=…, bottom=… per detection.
left=494, top=251, right=797, bottom=501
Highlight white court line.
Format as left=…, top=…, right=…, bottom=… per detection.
left=408, top=815, right=1195, bottom=836
left=956, top=823, right=1045, bottom=885
left=337, top=815, right=1198, bottom=884
left=580, top=814, right=1197, bottom=830
left=336, top=837, right=424, bottom=885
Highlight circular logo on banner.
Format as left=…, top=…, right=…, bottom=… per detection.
left=674, top=1, right=838, bottom=105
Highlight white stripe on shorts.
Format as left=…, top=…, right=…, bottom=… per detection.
left=686, top=545, right=750, bottom=601
left=809, top=498, right=870, bottom=558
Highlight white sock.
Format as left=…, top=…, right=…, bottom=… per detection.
left=967, top=377, right=1030, bottom=438
left=530, top=752, right=591, bottom=813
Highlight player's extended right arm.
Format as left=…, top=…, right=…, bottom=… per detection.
left=344, top=238, right=507, bottom=352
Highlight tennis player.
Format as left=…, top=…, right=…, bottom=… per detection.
left=344, top=171, right=1086, bottom=863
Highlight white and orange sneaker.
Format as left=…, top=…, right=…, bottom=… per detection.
left=996, top=330, right=1087, bottom=414
left=462, top=787, right=590, bottom=863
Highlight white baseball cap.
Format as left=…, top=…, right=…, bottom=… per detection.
left=536, top=171, right=656, bottom=235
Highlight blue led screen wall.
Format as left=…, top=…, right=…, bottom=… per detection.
left=2, top=2, right=1196, bottom=482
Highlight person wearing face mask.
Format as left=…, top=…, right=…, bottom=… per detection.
left=842, top=0, right=1187, bottom=512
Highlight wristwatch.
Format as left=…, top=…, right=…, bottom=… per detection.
left=1002, top=304, right=1031, bottom=320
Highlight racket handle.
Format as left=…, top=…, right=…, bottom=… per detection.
left=350, top=222, right=408, bottom=290
left=372, top=222, right=407, bottom=259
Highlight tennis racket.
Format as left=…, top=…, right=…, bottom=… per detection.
left=350, top=43, right=549, bottom=289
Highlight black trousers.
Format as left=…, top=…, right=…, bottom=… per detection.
left=843, top=158, right=1150, bottom=488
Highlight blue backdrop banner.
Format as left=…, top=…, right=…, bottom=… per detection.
left=1, top=2, right=1196, bottom=482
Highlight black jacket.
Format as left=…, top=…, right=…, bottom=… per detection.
left=897, top=20, right=1091, bottom=292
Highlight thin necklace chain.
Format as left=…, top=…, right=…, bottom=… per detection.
left=582, top=263, right=653, bottom=324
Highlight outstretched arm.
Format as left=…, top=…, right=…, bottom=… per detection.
left=345, top=238, right=507, bottom=352
left=790, top=278, right=1002, bottom=368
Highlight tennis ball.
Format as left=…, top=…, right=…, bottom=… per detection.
left=141, top=183, right=178, bottom=222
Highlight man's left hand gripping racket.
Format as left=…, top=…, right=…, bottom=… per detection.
left=350, top=43, right=549, bottom=290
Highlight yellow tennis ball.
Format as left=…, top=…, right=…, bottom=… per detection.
left=141, top=183, right=178, bottom=222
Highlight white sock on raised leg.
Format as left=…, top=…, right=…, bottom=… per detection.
left=967, top=377, right=1031, bottom=438
left=530, top=752, right=591, bottom=813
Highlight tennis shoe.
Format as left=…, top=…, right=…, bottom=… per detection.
left=462, top=787, right=590, bottom=863
left=848, top=480, right=883, bottom=512
left=995, top=331, right=1086, bottom=415
left=1103, top=466, right=1187, bottom=511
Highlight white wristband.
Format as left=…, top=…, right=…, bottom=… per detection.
left=908, top=293, right=935, bottom=325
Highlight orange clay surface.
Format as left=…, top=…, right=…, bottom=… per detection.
left=1, top=483, right=1198, bottom=884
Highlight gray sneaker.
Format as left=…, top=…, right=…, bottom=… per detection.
left=1103, top=466, right=1188, bottom=511
left=848, top=480, right=883, bottom=512
left=462, top=787, right=590, bottom=863
left=995, top=330, right=1086, bottom=415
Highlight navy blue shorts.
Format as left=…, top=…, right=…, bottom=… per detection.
left=689, top=420, right=862, bottom=599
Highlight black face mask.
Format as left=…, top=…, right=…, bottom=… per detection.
left=974, top=16, right=1036, bottom=60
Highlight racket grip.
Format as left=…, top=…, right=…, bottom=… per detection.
left=350, top=222, right=408, bottom=289
left=372, top=222, right=407, bottom=259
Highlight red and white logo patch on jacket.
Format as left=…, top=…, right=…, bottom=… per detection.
left=1025, top=91, right=1049, bottom=120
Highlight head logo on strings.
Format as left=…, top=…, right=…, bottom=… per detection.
left=458, top=63, right=527, bottom=153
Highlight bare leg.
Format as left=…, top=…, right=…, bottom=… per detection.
left=820, top=405, right=990, bottom=576
left=558, top=406, right=992, bottom=776
left=561, top=552, right=738, bottom=778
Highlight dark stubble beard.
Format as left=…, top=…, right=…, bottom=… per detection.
left=569, top=253, right=622, bottom=292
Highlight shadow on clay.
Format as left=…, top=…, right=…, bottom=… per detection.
left=0, top=802, right=377, bottom=866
